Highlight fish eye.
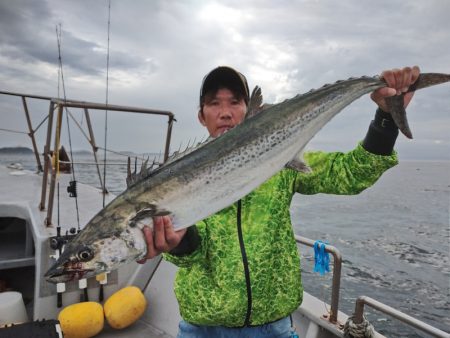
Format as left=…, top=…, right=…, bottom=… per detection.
left=77, top=248, right=93, bottom=262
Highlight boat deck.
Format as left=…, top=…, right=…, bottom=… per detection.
left=98, top=321, right=173, bottom=338
left=0, top=165, right=115, bottom=239
left=1, top=164, right=448, bottom=338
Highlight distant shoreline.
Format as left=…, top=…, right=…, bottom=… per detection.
left=0, top=147, right=156, bottom=157
left=0, top=146, right=448, bottom=162
left=0, top=146, right=33, bottom=154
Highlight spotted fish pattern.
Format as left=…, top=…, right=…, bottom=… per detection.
left=165, top=143, right=398, bottom=327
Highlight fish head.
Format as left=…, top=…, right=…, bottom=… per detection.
left=45, top=224, right=147, bottom=284
left=45, top=242, right=105, bottom=283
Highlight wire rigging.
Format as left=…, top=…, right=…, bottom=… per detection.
left=102, top=0, right=112, bottom=207
left=56, top=24, right=81, bottom=230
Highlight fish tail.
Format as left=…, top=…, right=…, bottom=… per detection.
left=385, top=95, right=413, bottom=139
left=408, top=73, right=450, bottom=92
left=386, top=73, right=450, bottom=139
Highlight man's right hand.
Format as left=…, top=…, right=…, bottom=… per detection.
left=137, top=216, right=187, bottom=263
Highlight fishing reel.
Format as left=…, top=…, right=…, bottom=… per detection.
left=67, top=180, right=77, bottom=198
left=49, top=227, right=78, bottom=253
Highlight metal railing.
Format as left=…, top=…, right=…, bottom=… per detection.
left=353, top=296, right=450, bottom=338
left=295, top=234, right=342, bottom=324
left=295, top=234, right=449, bottom=337
left=0, top=90, right=175, bottom=226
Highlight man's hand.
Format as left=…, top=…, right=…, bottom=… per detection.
left=371, top=66, right=421, bottom=112
left=137, top=216, right=187, bottom=263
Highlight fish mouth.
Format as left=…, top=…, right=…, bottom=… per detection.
left=45, top=265, right=94, bottom=283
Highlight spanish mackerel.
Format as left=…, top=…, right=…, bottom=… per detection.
left=45, top=73, right=450, bottom=283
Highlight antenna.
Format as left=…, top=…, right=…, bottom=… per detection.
left=55, top=24, right=81, bottom=230
left=102, top=0, right=112, bottom=206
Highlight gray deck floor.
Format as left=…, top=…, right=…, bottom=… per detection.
left=98, top=320, right=173, bottom=338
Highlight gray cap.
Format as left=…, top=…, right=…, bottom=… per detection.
left=200, top=66, right=250, bottom=105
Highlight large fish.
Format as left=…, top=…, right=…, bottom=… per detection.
left=45, top=73, right=450, bottom=283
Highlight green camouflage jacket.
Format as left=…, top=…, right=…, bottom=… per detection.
left=164, top=143, right=398, bottom=327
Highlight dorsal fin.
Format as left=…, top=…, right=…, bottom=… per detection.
left=126, top=156, right=158, bottom=187
left=125, top=136, right=214, bottom=188
left=246, top=86, right=264, bottom=119
left=164, top=136, right=213, bottom=165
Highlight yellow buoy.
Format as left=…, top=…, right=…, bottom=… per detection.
left=58, top=301, right=104, bottom=338
left=104, top=286, right=147, bottom=329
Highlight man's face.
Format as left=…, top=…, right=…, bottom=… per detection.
left=198, top=88, right=247, bottom=137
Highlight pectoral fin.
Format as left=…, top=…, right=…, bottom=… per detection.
left=285, top=152, right=312, bottom=173
left=128, top=205, right=171, bottom=228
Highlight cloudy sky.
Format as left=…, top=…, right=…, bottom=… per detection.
left=1, top=0, right=449, bottom=160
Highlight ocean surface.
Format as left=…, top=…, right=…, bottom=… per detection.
left=1, top=152, right=449, bottom=337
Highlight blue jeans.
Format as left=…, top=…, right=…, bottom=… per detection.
left=177, top=316, right=296, bottom=338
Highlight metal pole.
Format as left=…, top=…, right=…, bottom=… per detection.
left=295, top=235, right=342, bottom=324
left=84, top=108, right=105, bottom=192
left=40, top=101, right=55, bottom=210
left=21, top=96, right=43, bottom=172
left=164, top=115, right=175, bottom=162
left=354, top=296, right=450, bottom=338
left=329, top=246, right=342, bottom=323
left=45, top=103, right=63, bottom=226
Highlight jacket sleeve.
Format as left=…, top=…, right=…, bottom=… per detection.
left=295, top=142, right=398, bottom=195
left=163, top=221, right=208, bottom=268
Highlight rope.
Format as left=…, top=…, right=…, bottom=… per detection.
left=0, top=128, right=28, bottom=134
left=96, top=146, right=153, bottom=161
left=102, top=0, right=111, bottom=207
left=344, top=315, right=375, bottom=338
left=33, top=114, right=50, bottom=133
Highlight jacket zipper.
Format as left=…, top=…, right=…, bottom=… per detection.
left=236, top=199, right=252, bottom=326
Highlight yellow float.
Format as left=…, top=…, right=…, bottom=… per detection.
left=104, top=286, right=147, bottom=329
left=58, top=301, right=104, bottom=338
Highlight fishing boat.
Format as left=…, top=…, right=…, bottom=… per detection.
left=0, top=90, right=448, bottom=338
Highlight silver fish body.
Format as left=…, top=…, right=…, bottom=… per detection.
left=45, top=73, right=450, bottom=283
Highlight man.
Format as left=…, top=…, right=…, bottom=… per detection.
left=140, top=65, right=420, bottom=337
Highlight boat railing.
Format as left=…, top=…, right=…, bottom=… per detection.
left=295, top=234, right=449, bottom=338
left=295, top=235, right=342, bottom=324
left=0, top=90, right=175, bottom=226
left=353, top=296, right=449, bottom=338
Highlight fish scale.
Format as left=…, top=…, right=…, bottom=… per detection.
left=45, top=73, right=450, bottom=283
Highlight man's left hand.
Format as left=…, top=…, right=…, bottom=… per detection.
left=371, top=66, right=421, bottom=112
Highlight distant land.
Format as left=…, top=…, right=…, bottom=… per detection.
left=0, top=146, right=33, bottom=154
left=0, top=146, right=149, bottom=157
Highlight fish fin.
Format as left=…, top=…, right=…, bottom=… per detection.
left=285, top=159, right=312, bottom=173
left=126, top=157, right=151, bottom=187
left=126, top=136, right=215, bottom=187
left=385, top=95, right=413, bottom=139
left=128, top=206, right=171, bottom=227
left=285, top=151, right=312, bottom=173
left=152, top=209, right=172, bottom=216
left=246, top=86, right=263, bottom=119
left=407, top=73, right=450, bottom=92
left=383, top=73, right=450, bottom=139
left=246, top=86, right=269, bottom=119
left=163, top=137, right=214, bottom=165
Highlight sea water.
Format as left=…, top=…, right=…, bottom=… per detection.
left=292, top=160, right=450, bottom=337
left=1, top=153, right=448, bottom=337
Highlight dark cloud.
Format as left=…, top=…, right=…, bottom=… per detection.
left=0, top=0, right=147, bottom=78
left=1, top=0, right=449, bottom=158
